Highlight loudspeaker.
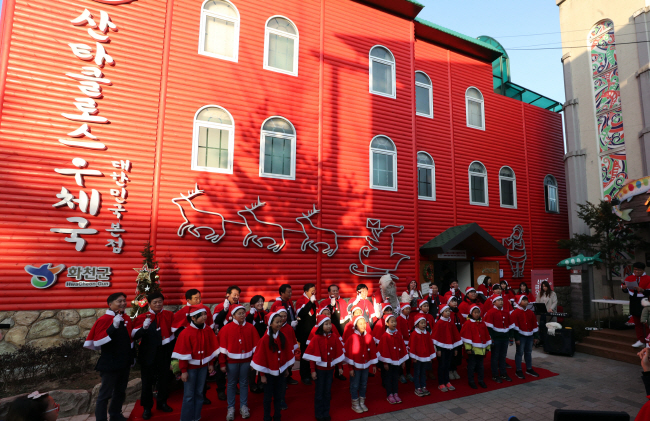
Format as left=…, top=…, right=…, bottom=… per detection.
left=543, top=328, right=575, bottom=357
left=554, top=409, right=629, bottom=420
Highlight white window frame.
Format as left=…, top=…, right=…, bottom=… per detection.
left=369, top=45, right=396, bottom=99
left=259, top=116, right=297, bottom=180
left=369, top=135, right=398, bottom=191
left=191, top=105, right=235, bottom=175
left=198, top=0, right=240, bottom=62
left=545, top=174, right=559, bottom=213
left=465, top=86, right=485, bottom=130
left=498, top=166, right=517, bottom=209
left=417, top=151, right=435, bottom=201
left=415, top=71, right=433, bottom=118
left=468, top=161, right=488, bottom=206
left=263, top=15, right=299, bottom=77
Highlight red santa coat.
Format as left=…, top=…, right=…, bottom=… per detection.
left=431, top=316, right=462, bottom=350
left=348, top=296, right=377, bottom=323
left=460, top=318, right=492, bottom=348
left=84, top=310, right=133, bottom=350
left=410, top=311, right=435, bottom=332
left=251, top=330, right=296, bottom=376
left=132, top=309, right=174, bottom=345
left=217, top=320, right=259, bottom=364
left=459, top=300, right=483, bottom=319
left=484, top=307, right=515, bottom=333
left=371, top=317, right=387, bottom=344
left=342, top=322, right=356, bottom=344
left=344, top=330, right=378, bottom=370
left=476, top=284, right=490, bottom=298
left=397, top=314, right=410, bottom=345
left=270, top=298, right=296, bottom=321
left=172, top=303, right=214, bottom=332
left=294, top=293, right=316, bottom=316
left=443, top=289, right=464, bottom=304
left=511, top=307, right=539, bottom=337
left=280, top=322, right=298, bottom=352
left=482, top=294, right=513, bottom=317
left=408, top=328, right=436, bottom=362
left=213, top=301, right=236, bottom=327
left=303, top=332, right=345, bottom=370
left=307, top=323, right=342, bottom=345
left=172, top=322, right=219, bottom=372
left=377, top=329, right=408, bottom=366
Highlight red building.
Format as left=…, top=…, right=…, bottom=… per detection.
left=0, top=0, right=569, bottom=310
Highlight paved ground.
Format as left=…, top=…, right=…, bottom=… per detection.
left=59, top=347, right=647, bottom=421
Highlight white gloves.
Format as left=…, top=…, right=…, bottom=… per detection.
left=352, top=296, right=361, bottom=306
left=143, top=317, right=152, bottom=329
left=224, top=299, right=230, bottom=311
left=113, top=314, right=123, bottom=328
left=373, top=302, right=381, bottom=321
left=310, top=294, right=316, bottom=303
left=330, top=297, right=336, bottom=307
left=250, top=308, right=257, bottom=315
left=291, top=320, right=298, bottom=328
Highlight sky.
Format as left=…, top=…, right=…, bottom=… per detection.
left=418, top=0, right=566, bottom=104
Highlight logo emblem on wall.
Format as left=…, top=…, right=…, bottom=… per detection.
left=25, top=264, right=66, bottom=289
left=172, top=184, right=410, bottom=279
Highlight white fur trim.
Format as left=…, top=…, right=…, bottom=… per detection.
left=432, top=339, right=463, bottom=349
left=344, top=356, right=378, bottom=369
left=217, top=347, right=256, bottom=359
left=461, top=338, right=492, bottom=348
left=377, top=352, right=409, bottom=365
left=250, top=356, right=295, bottom=376
left=409, top=352, right=436, bottom=362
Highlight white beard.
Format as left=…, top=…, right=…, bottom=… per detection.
left=379, top=274, right=399, bottom=316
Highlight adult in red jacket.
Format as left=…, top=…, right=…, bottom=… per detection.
left=623, top=262, right=650, bottom=347
left=458, top=287, right=482, bottom=319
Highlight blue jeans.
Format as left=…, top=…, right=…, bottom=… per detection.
left=227, top=362, right=250, bottom=409
left=349, top=368, right=369, bottom=399
left=491, top=339, right=509, bottom=377
left=314, top=369, right=333, bottom=419
left=181, top=366, right=208, bottom=421
left=413, top=361, right=428, bottom=389
left=515, top=336, right=534, bottom=371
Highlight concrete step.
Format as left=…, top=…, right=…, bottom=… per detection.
left=589, top=328, right=637, bottom=342
left=575, top=342, right=640, bottom=365
left=580, top=336, right=640, bottom=355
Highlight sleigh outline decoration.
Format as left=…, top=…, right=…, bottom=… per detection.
left=295, top=205, right=339, bottom=257
left=171, top=184, right=226, bottom=244
left=349, top=218, right=410, bottom=280
left=237, top=197, right=286, bottom=253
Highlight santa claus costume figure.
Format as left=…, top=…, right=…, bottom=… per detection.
left=431, top=305, right=462, bottom=392
left=251, top=312, right=296, bottom=421
left=218, top=305, right=259, bottom=420
left=344, top=315, right=378, bottom=414
left=377, top=314, right=408, bottom=404
left=460, top=305, right=491, bottom=389
left=409, top=314, right=436, bottom=397
left=171, top=307, right=219, bottom=421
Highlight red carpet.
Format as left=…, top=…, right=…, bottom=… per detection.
left=129, top=359, right=557, bottom=421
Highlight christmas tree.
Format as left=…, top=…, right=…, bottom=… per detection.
left=129, top=241, right=162, bottom=317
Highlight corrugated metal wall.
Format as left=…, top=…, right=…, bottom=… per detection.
left=0, top=0, right=569, bottom=310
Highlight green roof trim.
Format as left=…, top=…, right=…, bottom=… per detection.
left=414, top=18, right=504, bottom=55
left=420, top=223, right=507, bottom=257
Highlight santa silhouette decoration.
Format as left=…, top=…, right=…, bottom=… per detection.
left=503, top=225, right=526, bottom=278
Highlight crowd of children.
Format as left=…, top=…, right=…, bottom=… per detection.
left=119, top=281, right=541, bottom=421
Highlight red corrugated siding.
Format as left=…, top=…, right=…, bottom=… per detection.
left=0, top=0, right=569, bottom=310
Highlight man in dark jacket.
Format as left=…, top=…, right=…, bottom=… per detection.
left=132, top=293, right=175, bottom=419
left=294, top=283, right=318, bottom=385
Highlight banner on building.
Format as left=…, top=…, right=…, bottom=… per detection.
left=531, top=269, right=554, bottom=300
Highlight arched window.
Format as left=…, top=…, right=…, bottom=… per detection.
left=199, top=0, right=240, bottom=62
left=466, top=87, right=485, bottom=130
left=417, top=151, right=435, bottom=200
left=544, top=175, right=559, bottom=213
left=260, top=117, right=296, bottom=179
left=415, top=71, right=433, bottom=118
left=264, top=16, right=299, bottom=76
left=468, top=161, right=488, bottom=205
left=499, top=166, right=516, bottom=208
left=370, top=135, right=397, bottom=190
left=192, top=105, right=235, bottom=174
left=369, top=46, right=396, bottom=98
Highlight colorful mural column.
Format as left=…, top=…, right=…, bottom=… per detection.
left=589, top=19, right=627, bottom=200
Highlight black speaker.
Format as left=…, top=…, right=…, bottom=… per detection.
left=543, top=328, right=575, bottom=357
left=554, top=409, right=629, bottom=420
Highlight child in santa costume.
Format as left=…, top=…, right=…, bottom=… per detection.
left=500, top=280, right=517, bottom=306
left=484, top=295, right=514, bottom=383
left=171, top=307, right=219, bottom=421
left=372, top=303, right=395, bottom=344
left=303, top=315, right=345, bottom=421
left=431, top=305, right=462, bottom=392
left=251, top=311, right=296, bottom=421
left=218, top=305, right=259, bottom=420
left=377, top=314, right=408, bottom=404
left=344, top=315, right=378, bottom=414
left=397, top=303, right=413, bottom=384
left=447, top=296, right=465, bottom=381
left=460, top=305, right=491, bottom=389
left=274, top=308, right=297, bottom=411
left=475, top=275, right=493, bottom=303
left=342, top=306, right=363, bottom=343
left=409, top=314, right=436, bottom=397
left=246, top=295, right=267, bottom=395
left=511, top=295, right=540, bottom=379
left=411, top=299, right=435, bottom=332
left=307, top=306, right=342, bottom=345
left=459, top=287, right=483, bottom=319
left=482, top=284, right=513, bottom=317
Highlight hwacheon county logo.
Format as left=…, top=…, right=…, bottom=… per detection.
left=24, top=264, right=66, bottom=289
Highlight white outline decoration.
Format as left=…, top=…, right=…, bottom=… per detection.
left=295, top=205, right=339, bottom=257
left=237, top=198, right=286, bottom=253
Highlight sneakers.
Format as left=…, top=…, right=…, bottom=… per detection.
left=351, top=399, right=363, bottom=414
left=501, top=375, right=513, bottom=382
left=515, top=370, right=525, bottom=379
left=226, top=407, right=235, bottom=421
left=240, top=405, right=250, bottom=419
left=387, top=394, right=397, bottom=404
left=393, top=394, right=402, bottom=403
left=492, top=376, right=502, bottom=384
left=446, top=382, right=455, bottom=391
left=406, top=374, right=414, bottom=382
left=633, top=340, right=645, bottom=348
left=414, top=388, right=424, bottom=397
left=478, top=381, right=488, bottom=389
left=421, top=387, right=431, bottom=396
left=526, top=369, right=540, bottom=377
left=448, top=371, right=455, bottom=380
left=438, top=385, right=448, bottom=392
left=399, top=375, right=407, bottom=384
left=452, top=370, right=460, bottom=380
left=280, top=400, right=288, bottom=411
left=359, top=397, right=368, bottom=412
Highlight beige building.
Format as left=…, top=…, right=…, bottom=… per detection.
left=558, top=0, right=650, bottom=318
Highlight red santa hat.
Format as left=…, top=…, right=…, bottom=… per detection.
left=515, top=295, right=529, bottom=306
left=352, top=315, right=366, bottom=330
left=468, top=305, right=481, bottom=317
left=465, top=286, right=476, bottom=294
left=316, top=314, right=331, bottom=328
left=381, top=302, right=393, bottom=313
left=350, top=305, right=363, bottom=315
left=447, top=295, right=458, bottom=305
left=189, top=306, right=207, bottom=316
left=384, top=313, right=396, bottom=324
left=317, top=306, right=331, bottom=316
left=400, top=302, right=411, bottom=312
left=438, top=305, right=450, bottom=315
left=412, top=314, right=426, bottom=326
left=230, top=304, right=245, bottom=316
left=416, top=299, right=428, bottom=310
left=492, top=294, right=504, bottom=302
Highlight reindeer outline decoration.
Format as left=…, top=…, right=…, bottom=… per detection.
left=349, top=218, right=410, bottom=280
left=295, top=205, right=339, bottom=257
left=171, top=184, right=227, bottom=244
left=237, top=197, right=286, bottom=253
